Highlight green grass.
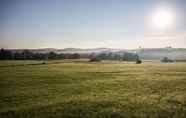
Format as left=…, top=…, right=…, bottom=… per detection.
left=0, top=60, right=186, bottom=118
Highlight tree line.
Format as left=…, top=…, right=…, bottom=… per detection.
left=0, top=48, right=141, bottom=63
left=0, top=49, right=80, bottom=60
left=89, top=52, right=141, bottom=63
left=89, top=52, right=139, bottom=61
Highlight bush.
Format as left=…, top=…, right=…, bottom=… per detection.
left=161, top=57, right=174, bottom=63
left=89, top=57, right=101, bottom=62
left=42, top=62, right=46, bottom=64
left=136, top=59, right=142, bottom=64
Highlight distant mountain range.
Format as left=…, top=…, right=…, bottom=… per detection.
left=6, top=47, right=186, bottom=60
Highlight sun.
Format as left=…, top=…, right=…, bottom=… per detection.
left=152, top=8, right=174, bottom=29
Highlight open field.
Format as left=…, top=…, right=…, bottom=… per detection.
left=0, top=60, right=186, bottom=118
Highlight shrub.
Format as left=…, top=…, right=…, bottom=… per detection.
left=89, top=57, right=101, bottom=62
left=42, top=62, right=46, bottom=64
left=136, top=59, right=142, bottom=64
left=161, top=57, right=174, bottom=63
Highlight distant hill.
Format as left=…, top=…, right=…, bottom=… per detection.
left=8, top=48, right=120, bottom=54
left=5, top=47, right=186, bottom=60
left=136, top=48, right=186, bottom=60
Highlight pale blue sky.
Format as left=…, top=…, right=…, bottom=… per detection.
left=0, top=0, right=186, bottom=49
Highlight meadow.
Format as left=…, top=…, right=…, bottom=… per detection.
left=0, top=60, right=186, bottom=118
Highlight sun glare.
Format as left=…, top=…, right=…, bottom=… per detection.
left=152, top=8, right=174, bottom=29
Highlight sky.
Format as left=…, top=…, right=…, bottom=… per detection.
left=0, top=0, right=186, bottom=49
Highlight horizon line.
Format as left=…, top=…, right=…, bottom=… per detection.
left=1, top=47, right=186, bottom=50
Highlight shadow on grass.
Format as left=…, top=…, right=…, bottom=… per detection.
left=1, top=100, right=186, bottom=118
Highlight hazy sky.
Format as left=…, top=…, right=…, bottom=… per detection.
left=0, top=0, right=186, bottom=49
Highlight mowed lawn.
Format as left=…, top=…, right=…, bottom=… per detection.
left=0, top=60, right=186, bottom=118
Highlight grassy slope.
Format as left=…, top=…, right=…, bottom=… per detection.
left=0, top=60, right=186, bottom=118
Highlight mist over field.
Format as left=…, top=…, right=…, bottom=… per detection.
left=5, top=47, right=186, bottom=60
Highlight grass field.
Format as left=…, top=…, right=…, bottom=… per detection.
left=0, top=60, right=186, bottom=118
